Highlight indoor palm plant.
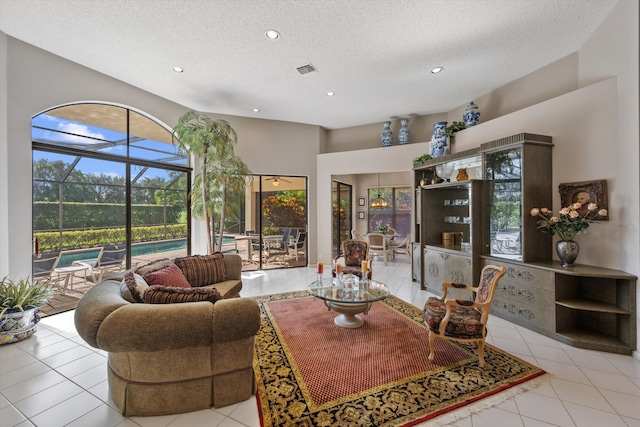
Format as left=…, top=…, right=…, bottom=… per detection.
left=0, top=276, right=55, bottom=344
left=173, top=111, right=253, bottom=254
left=530, top=202, right=607, bottom=266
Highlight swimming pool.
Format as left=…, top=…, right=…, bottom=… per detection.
left=56, top=237, right=235, bottom=268
left=131, top=239, right=187, bottom=256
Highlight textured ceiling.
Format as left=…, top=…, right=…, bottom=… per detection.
left=0, top=0, right=618, bottom=130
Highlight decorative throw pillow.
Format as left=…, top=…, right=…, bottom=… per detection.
left=143, top=285, right=221, bottom=304
left=142, top=263, right=191, bottom=288
left=174, top=253, right=226, bottom=287
left=120, top=272, right=149, bottom=303
left=135, top=258, right=174, bottom=276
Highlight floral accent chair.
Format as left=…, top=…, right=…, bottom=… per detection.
left=422, top=265, right=506, bottom=367
left=333, top=239, right=372, bottom=280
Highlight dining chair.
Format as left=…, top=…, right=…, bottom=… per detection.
left=422, top=265, right=507, bottom=367
left=351, top=229, right=365, bottom=240
left=287, top=231, right=307, bottom=261
left=389, top=235, right=411, bottom=259
left=367, top=232, right=391, bottom=266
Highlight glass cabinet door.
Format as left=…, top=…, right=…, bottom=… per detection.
left=485, top=147, right=523, bottom=260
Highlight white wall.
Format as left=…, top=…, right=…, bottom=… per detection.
left=0, top=33, right=8, bottom=274
left=579, top=0, right=639, bottom=275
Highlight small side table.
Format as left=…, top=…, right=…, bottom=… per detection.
left=54, top=265, right=89, bottom=293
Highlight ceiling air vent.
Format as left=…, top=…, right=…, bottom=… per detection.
left=296, top=64, right=318, bottom=75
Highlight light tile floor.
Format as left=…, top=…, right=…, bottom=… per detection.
left=1, top=257, right=639, bottom=426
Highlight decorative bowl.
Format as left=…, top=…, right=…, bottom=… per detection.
left=435, top=163, right=455, bottom=181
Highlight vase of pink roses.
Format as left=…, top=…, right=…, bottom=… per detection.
left=530, top=202, right=607, bottom=267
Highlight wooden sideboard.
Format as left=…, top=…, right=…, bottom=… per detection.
left=480, top=256, right=637, bottom=355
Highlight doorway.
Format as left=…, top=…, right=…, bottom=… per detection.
left=332, top=181, right=352, bottom=257
left=240, top=175, right=308, bottom=270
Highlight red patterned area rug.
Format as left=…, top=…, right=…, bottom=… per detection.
left=253, top=291, right=548, bottom=427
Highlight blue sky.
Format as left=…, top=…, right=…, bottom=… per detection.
left=32, top=114, right=183, bottom=180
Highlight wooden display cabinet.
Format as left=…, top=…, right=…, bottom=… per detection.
left=419, top=180, right=483, bottom=294
left=481, top=256, right=637, bottom=354
left=482, top=134, right=554, bottom=262
left=413, top=132, right=635, bottom=354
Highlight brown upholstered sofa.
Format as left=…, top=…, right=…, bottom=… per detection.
left=74, top=253, right=261, bottom=416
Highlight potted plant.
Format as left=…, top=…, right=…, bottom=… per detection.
left=377, top=225, right=388, bottom=233
left=445, top=121, right=466, bottom=144
left=413, top=153, right=432, bottom=166
left=0, top=276, right=55, bottom=345
left=173, top=111, right=253, bottom=254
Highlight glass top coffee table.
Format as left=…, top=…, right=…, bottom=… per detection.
left=308, top=276, right=390, bottom=329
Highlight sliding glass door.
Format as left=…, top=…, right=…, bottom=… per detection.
left=332, top=181, right=352, bottom=257
left=238, top=175, right=308, bottom=270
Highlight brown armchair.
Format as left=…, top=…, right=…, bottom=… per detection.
left=422, top=265, right=506, bottom=367
left=332, top=239, right=372, bottom=279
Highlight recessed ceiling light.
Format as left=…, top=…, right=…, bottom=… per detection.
left=431, top=67, right=444, bottom=74
left=326, top=92, right=335, bottom=96
left=265, top=29, right=280, bottom=40
left=252, top=108, right=260, bottom=113
left=171, top=66, right=184, bottom=73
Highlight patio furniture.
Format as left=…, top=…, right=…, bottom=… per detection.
left=212, top=236, right=236, bottom=254
left=423, top=265, right=506, bottom=367
left=266, top=240, right=288, bottom=265
left=32, top=252, right=60, bottom=285
left=287, top=231, right=307, bottom=261
left=54, top=264, right=89, bottom=293
left=73, top=244, right=126, bottom=282
left=266, top=228, right=293, bottom=265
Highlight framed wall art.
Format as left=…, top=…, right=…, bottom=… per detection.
left=558, top=179, right=608, bottom=220
left=358, top=197, right=366, bottom=207
left=358, top=210, right=366, bottom=220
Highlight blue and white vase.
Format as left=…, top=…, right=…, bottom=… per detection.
left=430, top=121, right=450, bottom=158
left=381, top=121, right=393, bottom=147
left=463, top=102, right=480, bottom=127
left=398, top=119, right=410, bottom=145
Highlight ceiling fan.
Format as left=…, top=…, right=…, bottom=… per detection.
left=265, top=176, right=292, bottom=187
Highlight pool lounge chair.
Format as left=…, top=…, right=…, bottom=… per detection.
left=73, top=244, right=126, bottom=282
left=32, top=252, right=60, bottom=285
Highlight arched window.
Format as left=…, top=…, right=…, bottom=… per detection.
left=32, top=103, right=190, bottom=282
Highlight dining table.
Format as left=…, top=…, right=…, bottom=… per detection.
left=234, top=234, right=285, bottom=265
left=234, top=235, right=257, bottom=264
